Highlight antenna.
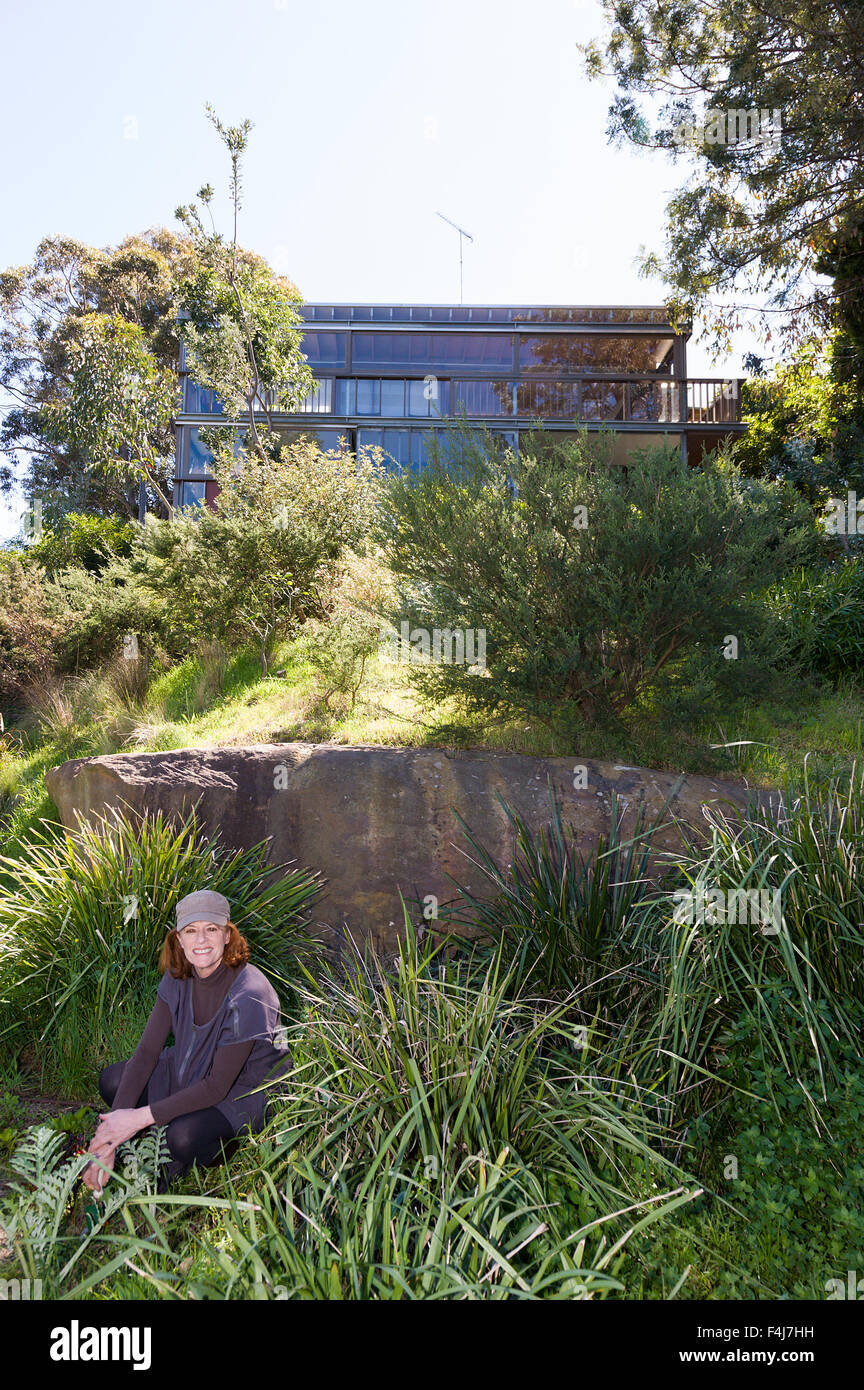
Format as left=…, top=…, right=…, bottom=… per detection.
left=436, top=211, right=474, bottom=304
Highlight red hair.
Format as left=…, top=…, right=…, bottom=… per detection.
left=159, top=920, right=251, bottom=980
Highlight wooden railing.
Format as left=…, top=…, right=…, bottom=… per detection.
left=687, top=379, right=742, bottom=425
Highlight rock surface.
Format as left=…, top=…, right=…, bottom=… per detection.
left=44, top=743, right=764, bottom=954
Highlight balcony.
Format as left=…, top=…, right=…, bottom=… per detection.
left=180, top=377, right=744, bottom=428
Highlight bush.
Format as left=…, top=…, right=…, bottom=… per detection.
left=128, top=437, right=383, bottom=674
left=46, top=552, right=177, bottom=674
left=769, top=561, right=864, bottom=680
left=24, top=512, right=136, bottom=578
left=0, top=556, right=66, bottom=714
left=374, top=426, right=820, bottom=728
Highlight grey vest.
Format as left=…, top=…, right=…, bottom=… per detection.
left=152, top=962, right=292, bottom=1133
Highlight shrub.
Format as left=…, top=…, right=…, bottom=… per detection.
left=374, top=425, right=820, bottom=728
left=0, top=556, right=66, bottom=714
left=24, top=512, right=135, bottom=578
left=46, top=553, right=176, bottom=674
left=769, top=561, right=864, bottom=680
left=128, top=437, right=383, bottom=674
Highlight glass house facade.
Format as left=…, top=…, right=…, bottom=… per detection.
left=173, top=304, right=745, bottom=509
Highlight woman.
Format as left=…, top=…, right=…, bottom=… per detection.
left=83, top=888, right=292, bottom=1195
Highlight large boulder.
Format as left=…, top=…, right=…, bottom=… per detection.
left=44, top=743, right=763, bottom=954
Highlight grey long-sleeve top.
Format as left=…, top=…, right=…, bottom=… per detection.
left=110, top=960, right=253, bottom=1124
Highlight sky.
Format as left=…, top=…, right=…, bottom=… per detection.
left=0, top=0, right=763, bottom=541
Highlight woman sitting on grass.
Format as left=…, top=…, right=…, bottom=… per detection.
left=82, top=889, right=292, bottom=1195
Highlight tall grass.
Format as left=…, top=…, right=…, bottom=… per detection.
left=637, top=761, right=864, bottom=1103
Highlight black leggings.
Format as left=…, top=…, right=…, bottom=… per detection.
left=98, top=1061, right=239, bottom=1188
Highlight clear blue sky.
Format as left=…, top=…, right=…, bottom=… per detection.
left=0, top=0, right=761, bottom=540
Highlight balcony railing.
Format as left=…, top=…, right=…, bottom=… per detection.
left=180, top=376, right=744, bottom=427
left=687, top=379, right=741, bottom=425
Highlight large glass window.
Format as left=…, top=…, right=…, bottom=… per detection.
left=452, top=381, right=513, bottom=416
left=518, top=335, right=674, bottom=374
left=352, top=332, right=513, bottom=370
left=300, top=331, right=348, bottom=367
left=382, top=429, right=411, bottom=467
left=187, top=428, right=214, bottom=476
left=515, top=382, right=580, bottom=418
left=580, top=382, right=624, bottom=419
left=356, top=379, right=381, bottom=415
left=184, top=382, right=224, bottom=414
left=380, top=379, right=405, bottom=415
left=295, top=379, right=333, bottom=412
left=407, top=378, right=447, bottom=415
left=177, top=481, right=206, bottom=510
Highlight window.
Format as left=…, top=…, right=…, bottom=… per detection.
left=351, top=332, right=513, bottom=370
left=356, top=379, right=381, bottom=415
left=177, top=481, right=206, bottom=510
left=382, top=429, right=411, bottom=467
left=380, top=379, right=405, bottom=415
left=580, top=382, right=623, bottom=420
left=184, top=382, right=224, bottom=414
left=300, top=331, right=348, bottom=367
left=515, top=382, right=580, bottom=418
left=187, top=428, right=214, bottom=476
left=296, top=380, right=333, bottom=413
left=518, top=335, right=674, bottom=374
left=452, top=381, right=512, bottom=416
left=407, top=378, right=447, bottom=415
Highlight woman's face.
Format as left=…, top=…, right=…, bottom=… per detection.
left=177, top=918, right=230, bottom=976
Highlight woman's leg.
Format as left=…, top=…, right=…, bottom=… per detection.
left=98, top=1060, right=152, bottom=1109
left=159, top=1108, right=239, bottom=1189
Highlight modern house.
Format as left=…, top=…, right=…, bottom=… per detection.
left=172, top=303, right=745, bottom=509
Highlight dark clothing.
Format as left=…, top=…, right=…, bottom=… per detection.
left=111, top=961, right=254, bottom=1125
left=109, top=959, right=292, bottom=1134
left=99, top=1062, right=236, bottom=1188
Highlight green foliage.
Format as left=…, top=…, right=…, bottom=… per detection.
left=46, top=550, right=176, bottom=674
left=769, top=562, right=864, bottom=679
left=376, top=426, right=819, bottom=728
left=0, top=229, right=185, bottom=524
left=2, top=1121, right=171, bottom=1293
left=174, top=106, right=314, bottom=453
left=632, top=764, right=864, bottom=1110
left=297, top=611, right=381, bottom=710
left=435, top=787, right=666, bottom=1001
left=129, top=438, right=381, bottom=674
left=581, top=1, right=864, bottom=350
left=0, top=557, right=66, bottom=711
left=41, top=312, right=176, bottom=515
left=735, top=334, right=864, bottom=518
left=24, top=512, right=136, bottom=578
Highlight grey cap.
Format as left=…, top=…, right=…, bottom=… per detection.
left=175, top=889, right=231, bottom=932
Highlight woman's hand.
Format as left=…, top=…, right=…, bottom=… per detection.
left=91, top=1107, right=150, bottom=1149
left=82, top=1143, right=116, bottom=1196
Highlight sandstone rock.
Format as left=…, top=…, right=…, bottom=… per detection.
left=44, top=744, right=765, bottom=954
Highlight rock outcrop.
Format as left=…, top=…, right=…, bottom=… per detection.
left=44, top=743, right=763, bottom=953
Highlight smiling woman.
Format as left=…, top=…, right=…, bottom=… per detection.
left=81, top=888, right=294, bottom=1196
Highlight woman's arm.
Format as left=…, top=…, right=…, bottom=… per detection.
left=110, top=997, right=172, bottom=1110
left=89, top=998, right=173, bottom=1150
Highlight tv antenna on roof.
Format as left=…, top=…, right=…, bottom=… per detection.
left=436, top=211, right=474, bottom=304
